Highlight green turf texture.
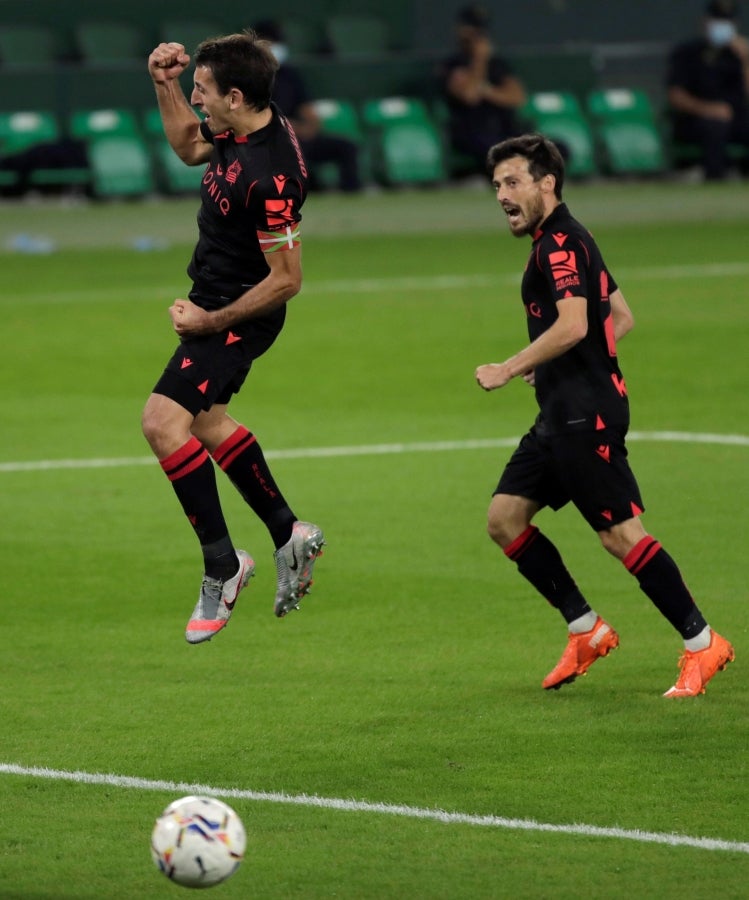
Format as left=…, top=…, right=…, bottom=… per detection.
left=1, top=182, right=747, bottom=898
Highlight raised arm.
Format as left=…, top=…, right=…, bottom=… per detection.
left=148, top=42, right=212, bottom=166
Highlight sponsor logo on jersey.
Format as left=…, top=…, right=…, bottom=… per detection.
left=548, top=249, right=581, bottom=291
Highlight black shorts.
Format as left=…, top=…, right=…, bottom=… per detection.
left=494, top=425, right=645, bottom=532
left=151, top=311, right=285, bottom=416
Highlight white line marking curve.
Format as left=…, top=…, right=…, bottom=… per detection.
left=1, top=764, right=747, bottom=855
left=0, top=431, right=747, bottom=474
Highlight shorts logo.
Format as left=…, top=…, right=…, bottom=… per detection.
left=548, top=249, right=580, bottom=291
left=611, top=373, right=628, bottom=397
left=596, top=444, right=611, bottom=463
left=181, top=357, right=193, bottom=369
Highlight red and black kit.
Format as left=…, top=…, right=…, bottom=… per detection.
left=153, top=103, right=308, bottom=415
left=496, top=203, right=644, bottom=531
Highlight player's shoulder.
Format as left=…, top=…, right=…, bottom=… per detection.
left=537, top=207, right=585, bottom=246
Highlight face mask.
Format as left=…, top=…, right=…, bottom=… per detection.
left=271, top=43, right=289, bottom=65
left=706, top=19, right=737, bottom=47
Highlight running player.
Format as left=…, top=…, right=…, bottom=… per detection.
left=143, top=31, right=324, bottom=643
left=475, top=133, right=733, bottom=697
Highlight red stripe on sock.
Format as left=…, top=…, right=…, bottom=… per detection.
left=160, top=437, right=209, bottom=482
left=623, top=536, right=662, bottom=575
left=212, top=426, right=257, bottom=471
left=503, top=525, right=539, bottom=561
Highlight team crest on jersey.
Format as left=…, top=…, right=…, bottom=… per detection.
left=226, top=159, right=242, bottom=184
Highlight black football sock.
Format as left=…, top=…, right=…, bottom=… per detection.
left=623, top=536, right=708, bottom=638
left=503, top=525, right=592, bottom=623
left=159, top=437, right=237, bottom=579
left=212, top=425, right=295, bottom=549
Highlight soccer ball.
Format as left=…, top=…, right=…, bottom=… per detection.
left=150, top=795, right=246, bottom=889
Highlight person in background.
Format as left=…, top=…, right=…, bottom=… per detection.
left=144, top=31, right=325, bottom=643
left=666, top=0, right=749, bottom=180
left=439, top=4, right=527, bottom=172
left=254, top=19, right=363, bottom=192
left=475, top=133, right=734, bottom=697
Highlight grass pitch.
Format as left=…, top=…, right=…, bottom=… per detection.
left=1, top=180, right=748, bottom=898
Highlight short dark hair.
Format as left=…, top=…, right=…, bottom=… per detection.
left=486, top=134, right=566, bottom=199
left=194, top=30, right=278, bottom=110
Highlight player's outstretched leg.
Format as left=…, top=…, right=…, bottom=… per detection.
left=186, top=550, right=255, bottom=643
left=273, top=522, right=325, bottom=618
left=543, top=617, right=619, bottom=690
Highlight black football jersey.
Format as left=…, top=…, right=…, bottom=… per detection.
left=186, top=102, right=308, bottom=311
left=521, top=203, right=629, bottom=435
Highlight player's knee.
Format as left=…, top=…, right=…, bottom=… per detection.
left=487, top=499, right=520, bottom=547
left=141, top=399, right=179, bottom=455
left=141, top=404, right=163, bottom=449
left=598, top=518, right=646, bottom=560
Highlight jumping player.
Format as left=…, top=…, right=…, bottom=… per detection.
left=475, top=134, right=733, bottom=697
left=143, top=32, right=324, bottom=643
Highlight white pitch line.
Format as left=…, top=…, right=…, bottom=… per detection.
left=0, top=431, right=747, bottom=475
left=7, top=261, right=749, bottom=306
left=1, top=763, right=746, bottom=855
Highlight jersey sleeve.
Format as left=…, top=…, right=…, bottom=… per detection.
left=537, top=232, right=590, bottom=302
left=254, top=174, right=304, bottom=254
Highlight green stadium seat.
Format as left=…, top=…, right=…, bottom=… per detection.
left=0, top=110, right=89, bottom=191
left=362, top=96, right=431, bottom=129
left=587, top=89, right=666, bottom=175
left=0, top=24, right=60, bottom=66
left=0, top=110, right=59, bottom=154
left=151, top=143, right=206, bottom=194
left=325, top=14, right=390, bottom=57
left=361, top=96, right=445, bottom=186
left=87, top=136, right=154, bottom=197
left=522, top=91, right=596, bottom=178
left=69, top=108, right=140, bottom=140
left=373, top=121, right=446, bottom=185
left=74, top=21, right=146, bottom=63
left=142, top=108, right=206, bottom=194
left=312, top=98, right=370, bottom=188
left=314, top=98, right=364, bottom=142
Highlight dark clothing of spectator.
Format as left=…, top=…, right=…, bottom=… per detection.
left=441, top=51, right=522, bottom=166
left=273, top=64, right=362, bottom=192
left=666, top=37, right=749, bottom=178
